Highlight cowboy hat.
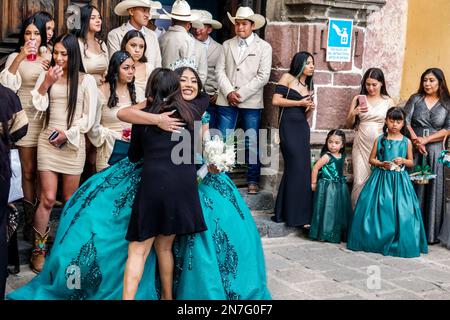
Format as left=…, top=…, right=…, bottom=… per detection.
left=162, top=0, right=199, bottom=22
left=114, top=0, right=154, bottom=16
left=191, top=10, right=222, bottom=29
left=227, top=6, right=266, bottom=30
left=151, top=7, right=171, bottom=20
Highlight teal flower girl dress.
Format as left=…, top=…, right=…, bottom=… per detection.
left=347, top=135, right=428, bottom=258
left=7, top=114, right=271, bottom=300
left=309, top=153, right=352, bottom=243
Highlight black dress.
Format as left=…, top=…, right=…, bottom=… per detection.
left=125, top=94, right=209, bottom=241
left=273, top=84, right=313, bottom=227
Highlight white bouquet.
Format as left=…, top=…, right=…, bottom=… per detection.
left=197, top=135, right=236, bottom=182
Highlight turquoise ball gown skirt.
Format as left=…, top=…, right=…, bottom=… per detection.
left=8, top=157, right=271, bottom=300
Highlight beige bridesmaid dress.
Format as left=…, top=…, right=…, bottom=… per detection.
left=78, top=39, right=109, bottom=87
left=0, top=52, right=51, bottom=147
left=31, top=72, right=98, bottom=175
left=351, top=98, right=392, bottom=207
left=134, top=62, right=152, bottom=93
left=88, top=86, right=145, bottom=171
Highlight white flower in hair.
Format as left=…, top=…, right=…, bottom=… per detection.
left=168, top=57, right=197, bottom=71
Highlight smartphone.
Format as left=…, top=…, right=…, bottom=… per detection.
left=357, top=95, right=368, bottom=111
left=48, top=130, right=59, bottom=141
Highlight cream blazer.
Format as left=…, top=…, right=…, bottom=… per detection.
left=107, top=23, right=162, bottom=71
left=215, top=33, right=272, bottom=109
left=204, top=38, right=223, bottom=96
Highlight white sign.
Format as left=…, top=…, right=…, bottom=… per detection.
left=326, top=18, right=354, bottom=62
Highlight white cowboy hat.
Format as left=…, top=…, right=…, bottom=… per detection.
left=114, top=0, right=154, bottom=17
left=191, top=10, right=222, bottom=29
left=227, top=6, right=266, bottom=30
left=151, top=8, right=171, bottom=20
left=162, top=0, right=199, bottom=22
left=151, top=1, right=162, bottom=9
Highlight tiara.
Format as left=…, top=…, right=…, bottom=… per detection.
left=168, top=57, right=197, bottom=71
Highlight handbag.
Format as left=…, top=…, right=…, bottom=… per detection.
left=107, top=140, right=130, bottom=166
left=8, top=149, right=23, bottom=203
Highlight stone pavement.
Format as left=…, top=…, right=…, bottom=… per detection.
left=6, top=231, right=450, bottom=300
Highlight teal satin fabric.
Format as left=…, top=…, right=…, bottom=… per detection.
left=8, top=157, right=270, bottom=300
left=309, top=153, right=352, bottom=243
left=347, top=136, right=428, bottom=257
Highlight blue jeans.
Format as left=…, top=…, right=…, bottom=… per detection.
left=216, top=106, right=261, bottom=185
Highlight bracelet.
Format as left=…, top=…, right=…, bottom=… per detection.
left=157, top=114, right=162, bottom=126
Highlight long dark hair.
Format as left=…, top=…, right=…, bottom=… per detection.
left=360, top=68, right=390, bottom=97
left=45, top=33, right=86, bottom=129
left=174, top=66, right=203, bottom=94
left=321, top=129, right=346, bottom=157
left=16, top=15, right=47, bottom=53
left=120, top=30, right=148, bottom=63
left=379, top=107, right=407, bottom=159
left=353, top=68, right=390, bottom=129
left=145, top=68, right=194, bottom=129
left=73, top=5, right=106, bottom=55
left=417, top=68, right=450, bottom=109
left=33, top=11, right=56, bottom=46
left=288, top=51, right=314, bottom=90
left=106, top=51, right=137, bottom=109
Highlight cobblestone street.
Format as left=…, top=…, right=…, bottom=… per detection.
left=6, top=231, right=450, bottom=300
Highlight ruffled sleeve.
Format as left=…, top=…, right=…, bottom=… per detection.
left=0, top=53, right=22, bottom=92
left=64, top=74, right=98, bottom=150
left=30, top=71, right=49, bottom=111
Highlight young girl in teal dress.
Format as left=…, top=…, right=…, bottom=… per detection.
left=347, top=107, right=428, bottom=258
left=309, top=129, right=352, bottom=243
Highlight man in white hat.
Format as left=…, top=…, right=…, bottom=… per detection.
left=215, top=6, right=272, bottom=194
left=191, top=9, right=223, bottom=129
left=107, top=0, right=162, bottom=70
left=158, top=0, right=207, bottom=84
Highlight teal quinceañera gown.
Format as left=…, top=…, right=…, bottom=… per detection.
left=347, top=136, right=428, bottom=258
left=309, top=153, right=352, bottom=243
left=8, top=114, right=271, bottom=300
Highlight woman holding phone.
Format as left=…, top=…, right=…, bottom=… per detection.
left=272, top=51, right=315, bottom=228
left=346, top=68, right=394, bottom=207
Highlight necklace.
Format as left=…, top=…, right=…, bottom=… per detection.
left=298, top=79, right=307, bottom=87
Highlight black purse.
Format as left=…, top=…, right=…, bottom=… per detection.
left=108, top=140, right=130, bottom=165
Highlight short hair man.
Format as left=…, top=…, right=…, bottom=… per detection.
left=215, top=7, right=272, bottom=194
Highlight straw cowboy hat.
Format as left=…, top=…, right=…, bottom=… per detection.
left=227, top=6, right=266, bottom=30
left=114, top=0, right=155, bottom=17
left=191, top=10, right=222, bottom=29
left=151, top=7, right=171, bottom=20
left=162, top=0, right=199, bottom=22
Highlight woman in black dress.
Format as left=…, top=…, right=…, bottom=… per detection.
left=122, top=68, right=208, bottom=300
left=0, top=84, right=28, bottom=299
left=272, top=52, right=315, bottom=228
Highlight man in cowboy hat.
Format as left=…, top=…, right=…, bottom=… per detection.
left=107, top=0, right=162, bottom=70
left=215, top=6, right=272, bottom=194
left=191, top=10, right=223, bottom=129
left=158, top=0, right=207, bottom=84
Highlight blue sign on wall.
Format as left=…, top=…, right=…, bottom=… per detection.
left=326, top=18, right=353, bottom=62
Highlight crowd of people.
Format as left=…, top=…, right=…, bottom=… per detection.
left=0, top=0, right=449, bottom=300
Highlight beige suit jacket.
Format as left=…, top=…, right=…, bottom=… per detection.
left=158, top=26, right=207, bottom=84
left=204, top=38, right=223, bottom=96
left=216, top=33, right=272, bottom=109
left=107, top=23, right=162, bottom=71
